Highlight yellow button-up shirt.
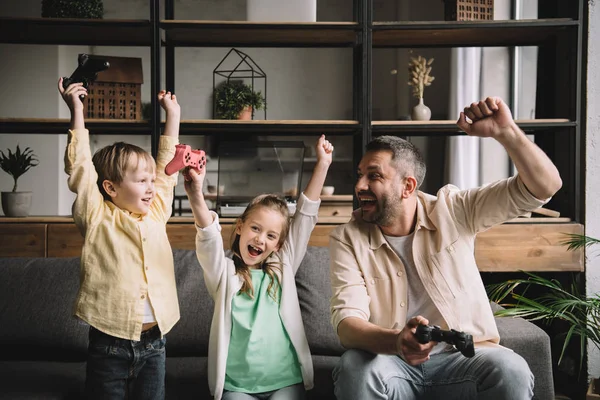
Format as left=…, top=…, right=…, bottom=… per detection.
left=64, top=129, right=180, bottom=341
left=330, top=175, right=548, bottom=346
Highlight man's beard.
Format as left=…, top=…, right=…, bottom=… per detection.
left=362, top=191, right=402, bottom=227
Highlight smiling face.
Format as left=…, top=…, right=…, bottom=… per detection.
left=235, top=206, right=286, bottom=268
left=356, top=150, right=406, bottom=227
left=105, top=154, right=156, bottom=215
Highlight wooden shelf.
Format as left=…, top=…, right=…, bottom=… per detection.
left=161, top=20, right=359, bottom=47
left=0, top=17, right=152, bottom=46
left=0, top=118, right=151, bottom=135
left=373, top=19, right=579, bottom=48
left=372, top=119, right=575, bottom=136
left=0, top=117, right=573, bottom=136
left=0, top=118, right=360, bottom=135
left=179, top=119, right=360, bottom=135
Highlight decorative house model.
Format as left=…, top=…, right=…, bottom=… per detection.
left=444, top=0, right=494, bottom=21
left=84, top=55, right=143, bottom=120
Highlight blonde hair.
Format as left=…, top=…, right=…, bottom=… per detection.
left=230, top=194, right=291, bottom=301
left=92, top=142, right=156, bottom=201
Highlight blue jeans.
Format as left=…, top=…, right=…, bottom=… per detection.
left=333, top=347, right=534, bottom=400
left=222, top=383, right=306, bottom=400
left=85, top=325, right=167, bottom=400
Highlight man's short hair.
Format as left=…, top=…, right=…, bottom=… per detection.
left=365, top=136, right=426, bottom=189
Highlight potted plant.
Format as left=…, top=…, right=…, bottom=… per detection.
left=214, top=80, right=266, bottom=120
left=0, top=145, right=39, bottom=217
left=487, top=233, right=600, bottom=398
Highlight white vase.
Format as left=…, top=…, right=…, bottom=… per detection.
left=411, top=98, right=432, bottom=121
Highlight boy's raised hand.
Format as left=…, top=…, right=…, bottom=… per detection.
left=158, top=90, right=180, bottom=116
left=315, top=134, right=334, bottom=167
left=58, top=78, right=86, bottom=112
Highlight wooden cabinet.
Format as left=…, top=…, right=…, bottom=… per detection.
left=0, top=217, right=584, bottom=272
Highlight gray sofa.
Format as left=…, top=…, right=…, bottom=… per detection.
left=0, top=247, right=554, bottom=399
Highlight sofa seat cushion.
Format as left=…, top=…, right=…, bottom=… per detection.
left=165, top=356, right=211, bottom=398
left=310, top=355, right=339, bottom=400
left=0, top=360, right=85, bottom=399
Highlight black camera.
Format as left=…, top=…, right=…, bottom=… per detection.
left=415, top=325, right=475, bottom=358
left=62, top=54, right=110, bottom=101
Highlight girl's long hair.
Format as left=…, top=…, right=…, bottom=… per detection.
left=230, top=194, right=291, bottom=301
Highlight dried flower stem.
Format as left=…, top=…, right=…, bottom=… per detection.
left=408, top=55, right=435, bottom=99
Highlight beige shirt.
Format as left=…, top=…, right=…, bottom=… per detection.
left=64, top=129, right=180, bottom=341
left=330, top=175, right=548, bottom=345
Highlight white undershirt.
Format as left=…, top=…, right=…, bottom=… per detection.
left=384, top=232, right=449, bottom=355
left=142, top=297, right=156, bottom=323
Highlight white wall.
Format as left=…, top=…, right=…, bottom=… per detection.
left=586, top=0, right=600, bottom=380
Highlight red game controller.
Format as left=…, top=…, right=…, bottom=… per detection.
left=165, top=144, right=206, bottom=178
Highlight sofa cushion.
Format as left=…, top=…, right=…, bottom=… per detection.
left=0, top=257, right=88, bottom=361
left=167, top=249, right=213, bottom=357
left=0, top=360, right=85, bottom=399
left=296, top=246, right=345, bottom=356
left=165, top=356, right=211, bottom=398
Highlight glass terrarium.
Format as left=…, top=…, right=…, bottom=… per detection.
left=216, top=141, right=305, bottom=217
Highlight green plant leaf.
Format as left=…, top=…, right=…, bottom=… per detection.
left=0, top=145, right=39, bottom=192
left=214, top=79, right=266, bottom=120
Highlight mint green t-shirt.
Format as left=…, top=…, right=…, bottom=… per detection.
left=224, top=269, right=303, bottom=393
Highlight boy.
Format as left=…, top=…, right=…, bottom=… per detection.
left=59, top=79, right=181, bottom=399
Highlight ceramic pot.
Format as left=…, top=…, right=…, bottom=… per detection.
left=1, top=191, right=33, bottom=217
left=238, top=106, right=253, bottom=120
left=411, top=98, right=431, bottom=121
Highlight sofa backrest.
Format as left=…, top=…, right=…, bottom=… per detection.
left=295, top=246, right=345, bottom=356
left=0, top=257, right=88, bottom=361
left=167, top=249, right=213, bottom=356
left=0, top=246, right=344, bottom=360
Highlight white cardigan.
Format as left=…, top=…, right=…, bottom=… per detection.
left=195, top=193, right=320, bottom=400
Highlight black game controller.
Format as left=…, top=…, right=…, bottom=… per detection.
left=62, top=54, right=110, bottom=101
left=415, top=325, right=475, bottom=358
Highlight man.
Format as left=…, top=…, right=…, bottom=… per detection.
left=329, top=97, right=562, bottom=400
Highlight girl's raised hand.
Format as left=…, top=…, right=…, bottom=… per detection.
left=183, top=165, right=206, bottom=199
left=315, top=134, right=334, bottom=166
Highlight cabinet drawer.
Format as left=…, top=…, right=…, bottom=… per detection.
left=48, top=224, right=84, bottom=257
left=318, top=203, right=353, bottom=218
left=0, top=223, right=46, bottom=257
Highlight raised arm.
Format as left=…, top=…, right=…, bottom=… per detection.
left=303, top=134, right=334, bottom=201
left=59, top=77, right=104, bottom=230
left=185, top=165, right=212, bottom=229
left=158, top=90, right=180, bottom=139
left=58, top=78, right=86, bottom=131
left=457, top=97, right=562, bottom=200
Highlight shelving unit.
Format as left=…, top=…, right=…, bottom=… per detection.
left=0, top=1, right=586, bottom=271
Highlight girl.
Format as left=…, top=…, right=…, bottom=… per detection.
left=184, top=135, right=333, bottom=400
